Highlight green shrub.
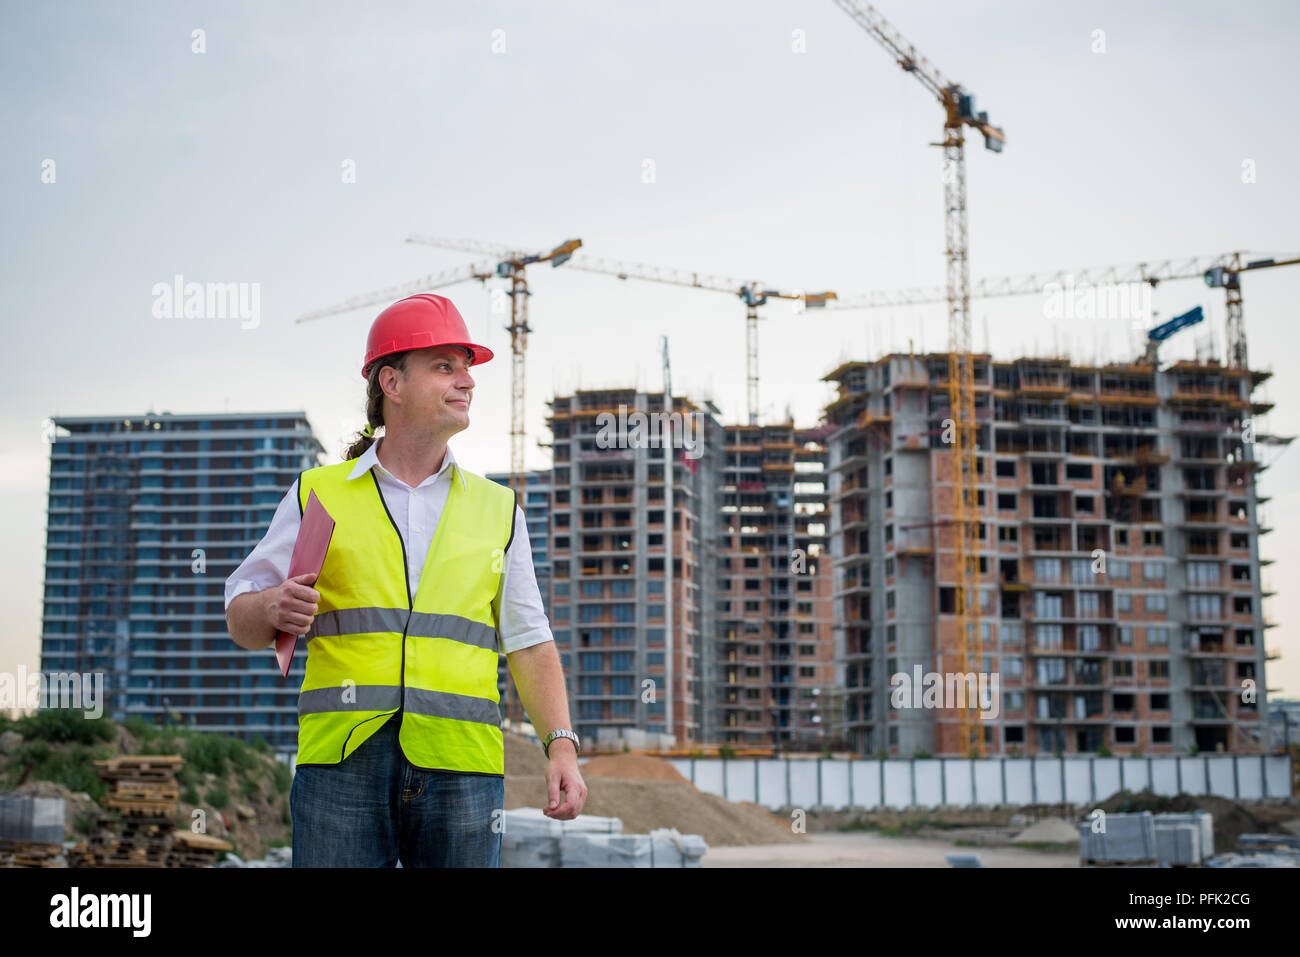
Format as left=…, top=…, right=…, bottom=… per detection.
left=14, top=709, right=115, bottom=746
left=72, top=809, right=99, bottom=836
left=240, top=777, right=259, bottom=800
left=271, top=762, right=291, bottom=796
left=8, top=742, right=107, bottom=801
left=181, top=785, right=200, bottom=805
left=718, top=745, right=737, bottom=760
left=206, top=783, right=230, bottom=809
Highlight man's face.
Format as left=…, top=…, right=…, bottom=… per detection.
left=388, top=345, right=475, bottom=437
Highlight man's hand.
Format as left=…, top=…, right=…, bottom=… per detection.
left=542, top=740, right=587, bottom=820
left=264, top=572, right=320, bottom=635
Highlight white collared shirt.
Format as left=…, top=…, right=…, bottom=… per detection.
left=224, top=438, right=553, bottom=655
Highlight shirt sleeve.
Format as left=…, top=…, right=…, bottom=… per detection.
left=494, top=504, right=554, bottom=654
left=224, top=479, right=302, bottom=611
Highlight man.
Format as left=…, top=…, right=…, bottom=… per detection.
left=225, top=292, right=586, bottom=867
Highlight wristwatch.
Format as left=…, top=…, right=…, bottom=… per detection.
left=542, top=728, right=580, bottom=759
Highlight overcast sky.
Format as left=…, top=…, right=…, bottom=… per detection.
left=3, top=0, right=1298, bottom=702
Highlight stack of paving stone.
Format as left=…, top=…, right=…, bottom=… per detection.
left=0, top=794, right=65, bottom=868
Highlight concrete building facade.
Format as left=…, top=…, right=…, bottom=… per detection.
left=715, top=423, right=837, bottom=750
left=40, top=411, right=322, bottom=749
left=545, top=388, right=724, bottom=750
left=824, top=354, right=1278, bottom=758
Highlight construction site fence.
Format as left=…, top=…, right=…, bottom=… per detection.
left=664, top=753, right=1294, bottom=810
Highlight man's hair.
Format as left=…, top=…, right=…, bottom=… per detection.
left=343, top=350, right=411, bottom=460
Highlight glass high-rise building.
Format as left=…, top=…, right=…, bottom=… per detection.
left=40, top=411, right=323, bottom=751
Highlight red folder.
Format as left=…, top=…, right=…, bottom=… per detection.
left=274, top=489, right=335, bottom=678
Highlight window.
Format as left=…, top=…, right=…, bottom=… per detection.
left=1075, top=496, right=1095, bottom=514
left=1185, top=593, right=1218, bottom=620
left=1146, top=594, right=1168, bottom=614
left=1034, top=559, right=1061, bottom=582
left=996, top=459, right=1016, bottom=478
left=1112, top=659, right=1134, bottom=678
left=1143, top=529, right=1163, bottom=547
left=1118, top=626, right=1133, bottom=645
left=1080, top=625, right=1101, bottom=650
left=998, top=493, right=1016, bottom=511
left=1147, top=627, right=1169, bottom=645
left=998, top=525, right=1018, bottom=542
left=1143, top=561, right=1165, bottom=581
left=1065, top=462, right=1093, bottom=481
left=1036, top=624, right=1063, bottom=649
left=1149, top=660, right=1169, bottom=678
left=1005, top=657, right=1023, bottom=677
left=1078, top=592, right=1101, bottom=618
left=1034, top=593, right=1063, bottom=618
left=1118, top=592, right=1132, bottom=613
left=1036, top=657, right=1066, bottom=684
left=1187, top=562, right=1220, bottom=587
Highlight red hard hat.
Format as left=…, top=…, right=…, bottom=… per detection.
left=362, top=293, right=493, bottom=379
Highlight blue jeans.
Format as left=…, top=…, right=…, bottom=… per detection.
left=290, top=713, right=505, bottom=867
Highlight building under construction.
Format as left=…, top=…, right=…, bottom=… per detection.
left=823, top=353, right=1281, bottom=758
left=544, top=389, right=838, bottom=752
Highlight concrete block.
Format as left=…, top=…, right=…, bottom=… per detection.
left=1078, top=811, right=1156, bottom=862
left=0, top=795, right=65, bottom=844
left=1154, top=822, right=1200, bottom=866
left=502, top=806, right=623, bottom=837
left=1153, top=811, right=1214, bottom=857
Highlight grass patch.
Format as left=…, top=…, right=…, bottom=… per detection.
left=206, top=783, right=230, bottom=809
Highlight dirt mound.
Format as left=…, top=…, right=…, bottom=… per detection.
left=504, top=731, right=550, bottom=777
left=579, top=754, right=691, bottom=784
left=1096, top=789, right=1287, bottom=853
left=504, top=775, right=804, bottom=847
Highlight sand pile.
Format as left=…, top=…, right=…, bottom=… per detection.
left=503, top=775, right=803, bottom=847
left=1011, top=817, right=1080, bottom=844
left=503, top=733, right=801, bottom=846
left=578, top=754, right=692, bottom=784
left=504, top=731, right=550, bottom=777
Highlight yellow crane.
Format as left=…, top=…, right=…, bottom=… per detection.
left=830, top=251, right=1300, bottom=369
left=299, top=236, right=582, bottom=504
left=557, top=251, right=835, bottom=425
left=302, top=237, right=580, bottom=732
left=835, top=0, right=1006, bottom=757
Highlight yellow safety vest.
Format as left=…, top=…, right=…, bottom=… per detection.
left=294, top=457, right=516, bottom=775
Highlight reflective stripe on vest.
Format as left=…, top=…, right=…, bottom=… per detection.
left=294, top=458, right=515, bottom=774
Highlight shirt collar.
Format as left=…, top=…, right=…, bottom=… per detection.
left=347, top=437, right=466, bottom=490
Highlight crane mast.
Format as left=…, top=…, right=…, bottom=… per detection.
left=836, top=0, right=1005, bottom=756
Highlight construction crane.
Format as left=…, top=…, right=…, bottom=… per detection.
left=557, top=252, right=836, bottom=425
left=300, top=236, right=582, bottom=504
left=403, top=236, right=582, bottom=503
left=829, top=251, right=1300, bottom=370
left=1142, top=306, right=1204, bottom=366
left=835, top=0, right=1005, bottom=757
